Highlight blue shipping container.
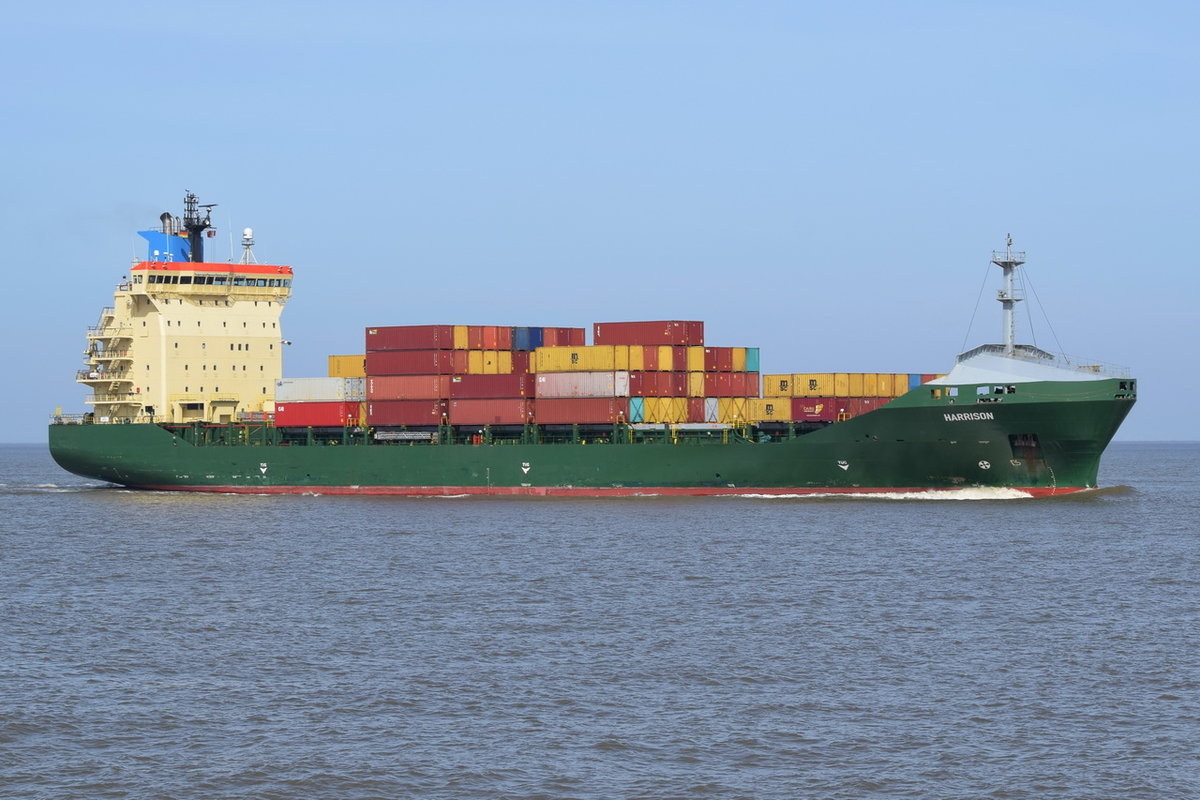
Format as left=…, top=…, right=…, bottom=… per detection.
left=512, top=326, right=545, bottom=351
left=745, top=347, right=760, bottom=372
left=908, top=373, right=922, bottom=390
left=629, top=396, right=645, bottom=423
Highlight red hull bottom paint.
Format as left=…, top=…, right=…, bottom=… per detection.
left=135, top=484, right=1087, bottom=497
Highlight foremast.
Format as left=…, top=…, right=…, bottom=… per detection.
left=992, top=234, right=1025, bottom=356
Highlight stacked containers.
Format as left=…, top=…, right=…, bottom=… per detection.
left=563, top=322, right=760, bottom=423
left=362, top=324, right=584, bottom=426
left=759, top=372, right=940, bottom=422
left=273, top=377, right=366, bottom=426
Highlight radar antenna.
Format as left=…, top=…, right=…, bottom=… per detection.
left=239, top=227, right=258, bottom=264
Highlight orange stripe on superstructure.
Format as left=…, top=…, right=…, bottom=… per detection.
left=130, top=261, right=293, bottom=275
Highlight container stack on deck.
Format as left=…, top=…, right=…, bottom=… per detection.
left=273, top=320, right=942, bottom=429
left=762, top=372, right=943, bottom=422
left=273, top=377, right=366, bottom=426
left=362, top=324, right=585, bottom=427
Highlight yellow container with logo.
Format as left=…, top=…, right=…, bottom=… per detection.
left=748, top=397, right=792, bottom=422
left=764, top=374, right=794, bottom=397
left=793, top=373, right=835, bottom=397
left=535, top=346, right=618, bottom=373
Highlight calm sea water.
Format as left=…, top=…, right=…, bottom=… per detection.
left=2, top=442, right=1197, bottom=799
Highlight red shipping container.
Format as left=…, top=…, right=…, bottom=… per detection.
left=687, top=397, right=705, bottom=423
left=843, top=396, right=891, bottom=418
left=664, top=371, right=687, bottom=396
left=467, top=326, right=484, bottom=350
left=739, top=372, right=761, bottom=398
left=592, top=320, right=705, bottom=346
left=921, top=374, right=941, bottom=384
left=544, top=327, right=586, bottom=347
left=367, top=375, right=449, bottom=400
left=642, top=346, right=659, bottom=371
left=449, top=398, right=533, bottom=425
left=365, top=325, right=455, bottom=352
left=274, top=401, right=360, bottom=427
left=628, top=371, right=656, bottom=397
left=534, top=397, right=628, bottom=424
left=367, top=399, right=448, bottom=426
left=704, top=372, right=734, bottom=398
left=511, top=351, right=531, bottom=374
left=448, top=374, right=532, bottom=399
left=703, top=347, right=734, bottom=372
left=791, top=397, right=840, bottom=422
left=366, top=350, right=463, bottom=376
left=497, top=326, right=512, bottom=350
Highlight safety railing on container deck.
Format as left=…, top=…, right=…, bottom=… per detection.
left=50, top=413, right=92, bottom=424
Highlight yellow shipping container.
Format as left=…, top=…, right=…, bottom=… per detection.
left=657, top=345, right=674, bottom=372
left=793, top=373, right=835, bottom=397
left=687, top=371, right=706, bottom=397
left=876, top=373, right=894, bottom=397
left=731, top=347, right=747, bottom=372
left=453, top=325, right=469, bottom=350
left=535, top=346, right=618, bottom=373
left=327, top=355, right=366, bottom=378
left=468, top=350, right=484, bottom=374
left=613, top=345, right=630, bottom=372
left=717, top=397, right=750, bottom=423
left=748, top=397, right=792, bottom=422
left=644, top=397, right=688, bottom=423
left=764, top=374, right=794, bottom=397
left=834, top=373, right=850, bottom=396
left=627, top=345, right=644, bottom=372
left=861, top=373, right=878, bottom=397
left=894, top=373, right=910, bottom=396
left=498, top=351, right=513, bottom=374
left=686, top=346, right=705, bottom=372
left=846, top=373, right=863, bottom=396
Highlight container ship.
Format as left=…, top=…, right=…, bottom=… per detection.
left=48, top=194, right=1136, bottom=496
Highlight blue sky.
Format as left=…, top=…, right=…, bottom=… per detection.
left=3, top=1, right=1195, bottom=442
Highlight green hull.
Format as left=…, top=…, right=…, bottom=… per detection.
left=49, top=378, right=1134, bottom=496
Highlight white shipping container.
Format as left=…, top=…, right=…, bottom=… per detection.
left=275, top=377, right=366, bottom=402
left=534, top=371, right=630, bottom=398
